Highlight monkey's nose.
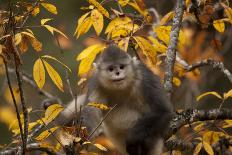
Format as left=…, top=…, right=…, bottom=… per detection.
left=116, top=72, right=120, bottom=75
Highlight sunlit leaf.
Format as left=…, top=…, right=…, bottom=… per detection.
left=94, top=143, right=107, bottom=151
left=78, top=44, right=105, bottom=75
left=35, top=126, right=59, bottom=141
left=148, top=36, right=167, bottom=53
left=33, top=58, right=45, bottom=89
left=160, top=11, right=175, bottom=25
left=88, top=0, right=109, bottom=18
left=14, top=33, right=22, bottom=45
left=29, top=37, right=42, bottom=52
left=118, top=37, right=130, bottom=52
left=41, top=18, right=53, bottom=25
left=21, top=31, right=35, bottom=39
left=27, top=6, right=40, bottom=16
left=43, top=104, right=64, bottom=124
left=133, top=36, right=157, bottom=65
left=193, top=143, right=202, bottom=155
left=74, top=12, right=91, bottom=35
left=118, top=0, right=130, bottom=6
left=88, top=102, right=109, bottom=110
left=220, top=3, right=232, bottom=24
left=196, top=91, right=222, bottom=102
left=203, top=131, right=224, bottom=145
left=213, top=19, right=225, bottom=33
left=128, top=2, right=151, bottom=22
left=75, top=17, right=93, bottom=38
left=77, top=44, right=105, bottom=60
left=173, top=77, right=181, bottom=87
left=91, top=9, right=104, bottom=35
left=42, top=55, right=71, bottom=72
left=43, top=60, right=64, bottom=92
left=41, top=3, right=57, bottom=14
left=223, top=89, right=232, bottom=100
left=43, top=25, right=68, bottom=39
left=203, top=141, right=214, bottom=155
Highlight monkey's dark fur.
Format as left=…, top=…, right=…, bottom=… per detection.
left=58, top=45, right=173, bottom=155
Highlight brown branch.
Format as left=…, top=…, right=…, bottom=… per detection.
left=167, top=108, right=232, bottom=138
left=185, top=58, right=232, bottom=83
left=0, top=143, right=58, bottom=155
left=13, top=52, right=28, bottom=155
left=7, top=67, right=61, bottom=103
left=3, top=59, right=24, bottom=150
left=164, top=0, right=184, bottom=98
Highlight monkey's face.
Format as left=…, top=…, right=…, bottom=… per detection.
left=97, top=60, right=135, bottom=91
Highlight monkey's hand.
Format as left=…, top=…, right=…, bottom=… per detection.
left=126, top=131, right=147, bottom=155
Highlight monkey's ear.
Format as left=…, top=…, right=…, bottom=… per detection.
left=132, top=56, right=140, bottom=65
left=93, top=62, right=98, bottom=68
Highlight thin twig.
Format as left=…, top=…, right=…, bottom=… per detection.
left=13, top=51, right=28, bottom=155
left=87, top=104, right=118, bottom=140
left=3, top=59, right=24, bottom=151
left=164, top=0, right=184, bottom=98
left=0, top=143, right=58, bottom=155
left=185, top=58, right=232, bottom=83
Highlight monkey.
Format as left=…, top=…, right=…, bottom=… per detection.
left=57, top=45, right=173, bottom=155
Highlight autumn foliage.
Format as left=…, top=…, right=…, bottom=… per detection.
left=1, top=0, right=232, bottom=155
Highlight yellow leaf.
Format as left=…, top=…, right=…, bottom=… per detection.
left=148, top=36, right=167, bottom=53
left=41, top=18, right=53, bottom=25
left=160, top=11, right=175, bottom=25
left=33, top=58, right=45, bottom=89
left=196, top=91, right=222, bottom=102
left=203, top=141, right=214, bottom=155
left=42, top=55, right=71, bottom=72
left=0, top=107, right=16, bottom=126
left=12, top=122, right=38, bottom=135
left=35, top=126, right=59, bottom=141
left=193, top=143, right=202, bottom=155
left=186, top=0, right=191, bottom=8
left=91, top=9, right=104, bottom=35
left=29, top=37, right=42, bottom=52
left=44, top=104, right=64, bottom=124
left=118, top=37, right=130, bottom=52
left=203, top=131, right=224, bottom=145
left=88, top=102, right=109, bottom=110
left=75, top=17, right=93, bottom=38
left=133, top=36, right=157, bottom=65
left=220, top=3, right=232, bottom=24
left=43, top=60, right=64, bottom=92
left=77, top=44, right=106, bottom=60
left=223, top=89, right=232, bottom=100
left=0, top=44, right=3, bottom=55
left=14, top=33, right=22, bottom=45
left=88, top=0, right=109, bottom=18
left=105, top=17, right=131, bottom=34
left=173, top=77, right=181, bottom=87
left=78, top=46, right=104, bottom=75
left=128, top=2, right=151, bottom=22
left=27, top=6, right=40, bottom=16
left=43, top=25, right=68, bottom=39
left=21, top=31, right=35, bottom=39
left=213, top=19, right=225, bottom=33
left=41, top=3, right=57, bottom=14
left=94, top=143, right=107, bottom=151
left=74, top=12, right=91, bottom=35
left=193, top=122, right=204, bottom=131
left=118, top=0, right=130, bottom=7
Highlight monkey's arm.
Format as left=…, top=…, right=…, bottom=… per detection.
left=126, top=65, right=173, bottom=155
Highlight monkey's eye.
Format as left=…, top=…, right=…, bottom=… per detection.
left=108, top=66, right=114, bottom=72
left=119, top=64, right=125, bottom=70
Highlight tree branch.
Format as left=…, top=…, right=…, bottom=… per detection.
left=164, top=0, right=185, bottom=98
left=185, top=58, right=232, bottom=83
left=167, top=108, right=232, bottom=138
left=0, top=143, right=58, bottom=155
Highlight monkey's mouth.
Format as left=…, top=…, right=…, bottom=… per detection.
left=112, top=78, right=125, bottom=83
